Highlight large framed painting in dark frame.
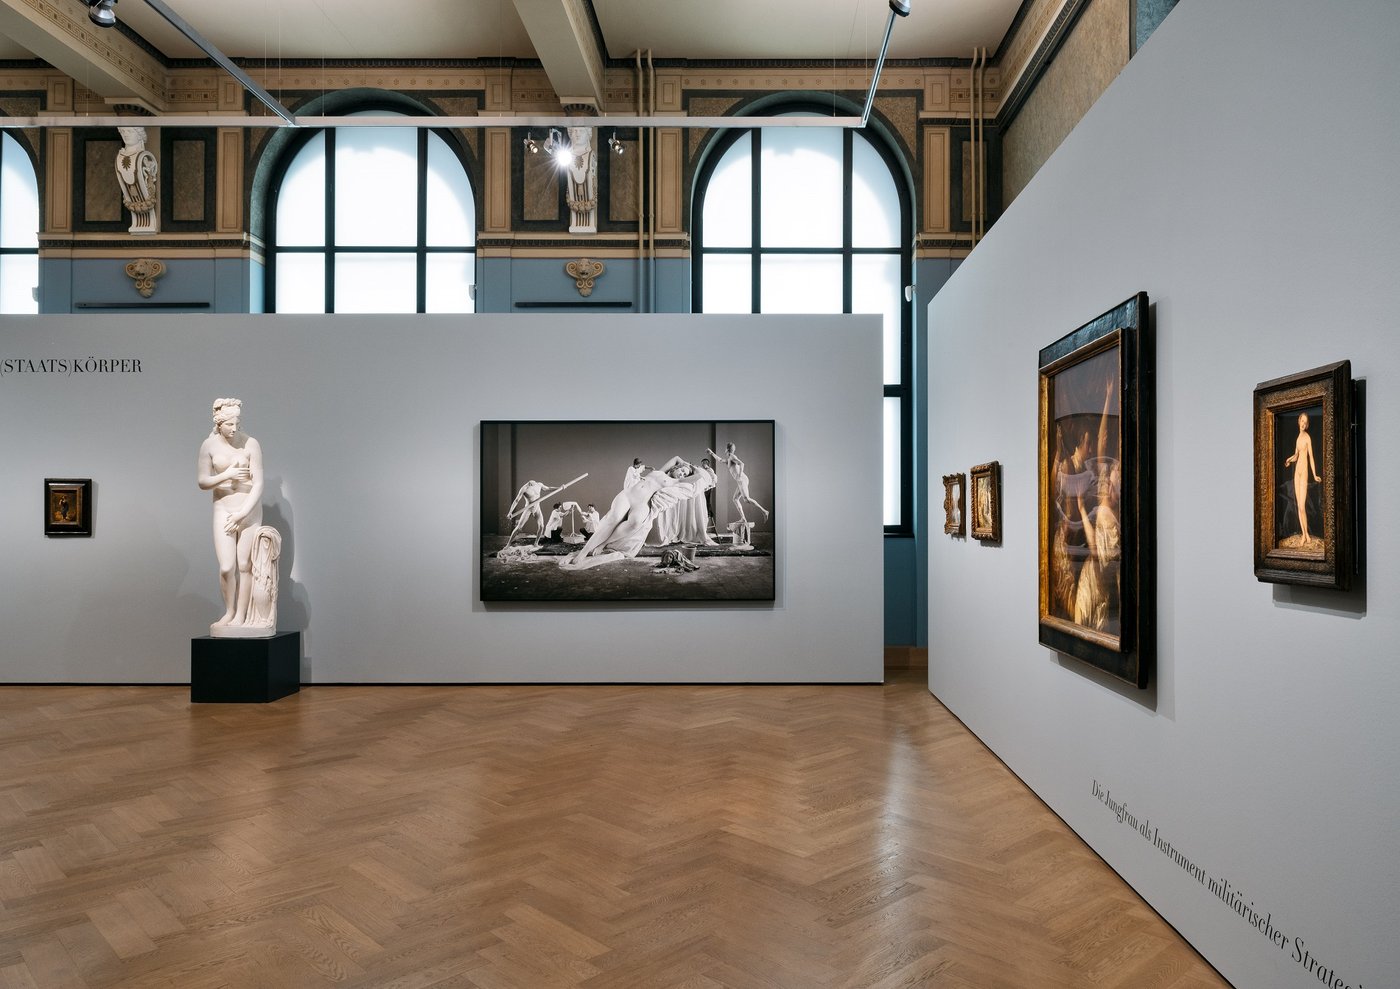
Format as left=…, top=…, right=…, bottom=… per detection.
left=1037, top=293, right=1154, bottom=688
left=1252, top=360, right=1354, bottom=590
left=481, top=420, right=776, bottom=602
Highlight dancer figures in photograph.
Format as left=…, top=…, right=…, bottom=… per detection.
left=564, top=458, right=707, bottom=568
left=652, top=455, right=718, bottom=546
left=707, top=443, right=770, bottom=523
left=505, top=476, right=589, bottom=548
left=542, top=503, right=566, bottom=543
left=505, top=479, right=555, bottom=546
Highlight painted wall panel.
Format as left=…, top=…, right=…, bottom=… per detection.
left=927, top=0, right=1399, bottom=986
left=0, top=313, right=882, bottom=684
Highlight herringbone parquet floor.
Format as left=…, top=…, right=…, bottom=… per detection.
left=0, top=672, right=1228, bottom=988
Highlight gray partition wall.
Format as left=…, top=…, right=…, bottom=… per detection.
left=0, top=313, right=883, bottom=683
left=926, top=0, right=1399, bottom=986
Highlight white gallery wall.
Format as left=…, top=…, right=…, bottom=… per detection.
left=0, top=314, right=883, bottom=683
left=927, top=1, right=1398, bottom=987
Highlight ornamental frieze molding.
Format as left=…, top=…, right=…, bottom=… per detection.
left=234, top=69, right=493, bottom=92
left=998, top=0, right=1071, bottom=90
left=997, top=0, right=1087, bottom=120
left=681, top=70, right=928, bottom=91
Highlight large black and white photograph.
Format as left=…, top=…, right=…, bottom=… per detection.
left=481, top=420, right=776, bottom=601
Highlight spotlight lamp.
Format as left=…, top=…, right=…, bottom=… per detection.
left=86, top=0, right=118, bottom=27
left=523, top=132, right=540, bottom=154
left=544, top=128, right=573, bottom=167
left=608, top=131, right=624, bottom=156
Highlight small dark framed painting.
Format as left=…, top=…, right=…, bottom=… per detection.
left=1253, top=360, right=1355, bottom=590
left=1037, top=292, right=1153, bottom=688
left=969, top=462, right=1001, bottom=542
left=45, top=478, right=93, bottom=537
left=481, top=419, right=775, bottom=602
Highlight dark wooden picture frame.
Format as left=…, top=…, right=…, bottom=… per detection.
left=1253, top=360, right=1354, bottom=590
left=1038, top=292, right=1153, bottom=688
left=44, top=478, right=93, bottom=537
left=969, top=462, right=1001, bottom=542
left=942, top=473, right=965, bottom=536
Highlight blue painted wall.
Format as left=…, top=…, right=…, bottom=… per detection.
left=40, top=257, right=259, bottom=314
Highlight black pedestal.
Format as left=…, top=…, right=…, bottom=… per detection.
left=191, top=631, right=301, bottom=703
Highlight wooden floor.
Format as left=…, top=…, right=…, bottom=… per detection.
left=0, top=672, right=1230, bottom=988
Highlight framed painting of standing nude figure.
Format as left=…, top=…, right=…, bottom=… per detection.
left=480, top=420, right=775, bottom=602
left=1253, top=361, right=1354, bottom=590
left=1037, top=293, right=1153, bottom=688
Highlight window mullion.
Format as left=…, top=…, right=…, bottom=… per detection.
left=843, top=128, right=853, bottom=315
left=324, top=129, right=336, bottom=314
left=417, top=130, right=428, bottom=313
left=750, top=129, right=761, bottom=314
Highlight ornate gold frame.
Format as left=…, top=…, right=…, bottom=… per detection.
left=942, top=473, right=965, bottom=536
left=969, top=462, right=1000, bottom=542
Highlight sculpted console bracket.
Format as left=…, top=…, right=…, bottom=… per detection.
left=566, top=258, right=605, bottom=297
left=125, top=258, right=166, bottom=298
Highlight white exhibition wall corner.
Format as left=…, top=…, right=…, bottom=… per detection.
left=927, top=0, right=1399, bottom=987
left=0, top=314, right=883, bottom=683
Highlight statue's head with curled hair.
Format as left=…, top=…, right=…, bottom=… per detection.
left=210, top=397, right=243, bottom=435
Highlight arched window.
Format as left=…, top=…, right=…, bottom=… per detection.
left=0, top=131, right=40, bottom=314
left=694, top=112, right=912, bottom=531
left=268, top=112, right=475, bottom=313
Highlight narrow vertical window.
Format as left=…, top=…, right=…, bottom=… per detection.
left=0, top=132, right=40, bottom=314
left=695, top=113, right=911, bottom=531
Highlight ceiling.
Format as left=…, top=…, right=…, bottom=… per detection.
left=0, top=0, right=1023, bottom=66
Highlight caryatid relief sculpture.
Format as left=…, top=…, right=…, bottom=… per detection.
left=565, top=126, right=598, bottom=234
left=197, top=398, right=282, bottom=637
left=115, top=126, right=159, bottom=235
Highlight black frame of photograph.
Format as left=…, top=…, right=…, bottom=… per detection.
left=480, top=419, right=776, bottom=602
left=44, top=477, right=93, bottom=537
left=1252, top=360, right=1355, bottom=590
left=1037, top=292, right=1154, bottom=688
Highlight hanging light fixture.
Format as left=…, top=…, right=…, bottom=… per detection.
left=85, top=0, right=118, bottom=27
left=607, top=131, right=624, bottom=156
left=544, top=128, right=572, bottom=168
left=523, top=132, right=540, bottom=153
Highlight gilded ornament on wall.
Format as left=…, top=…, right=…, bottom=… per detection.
left=125, top=258, right=166, bottom=298
left=566, top=258, right=605, bottom=297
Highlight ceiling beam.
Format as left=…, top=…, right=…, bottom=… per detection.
left=0, top=0, right=165, bottom=109
left=511, top=0, right=607, bottom=109
left=2, top=113, right=868, bottom=130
